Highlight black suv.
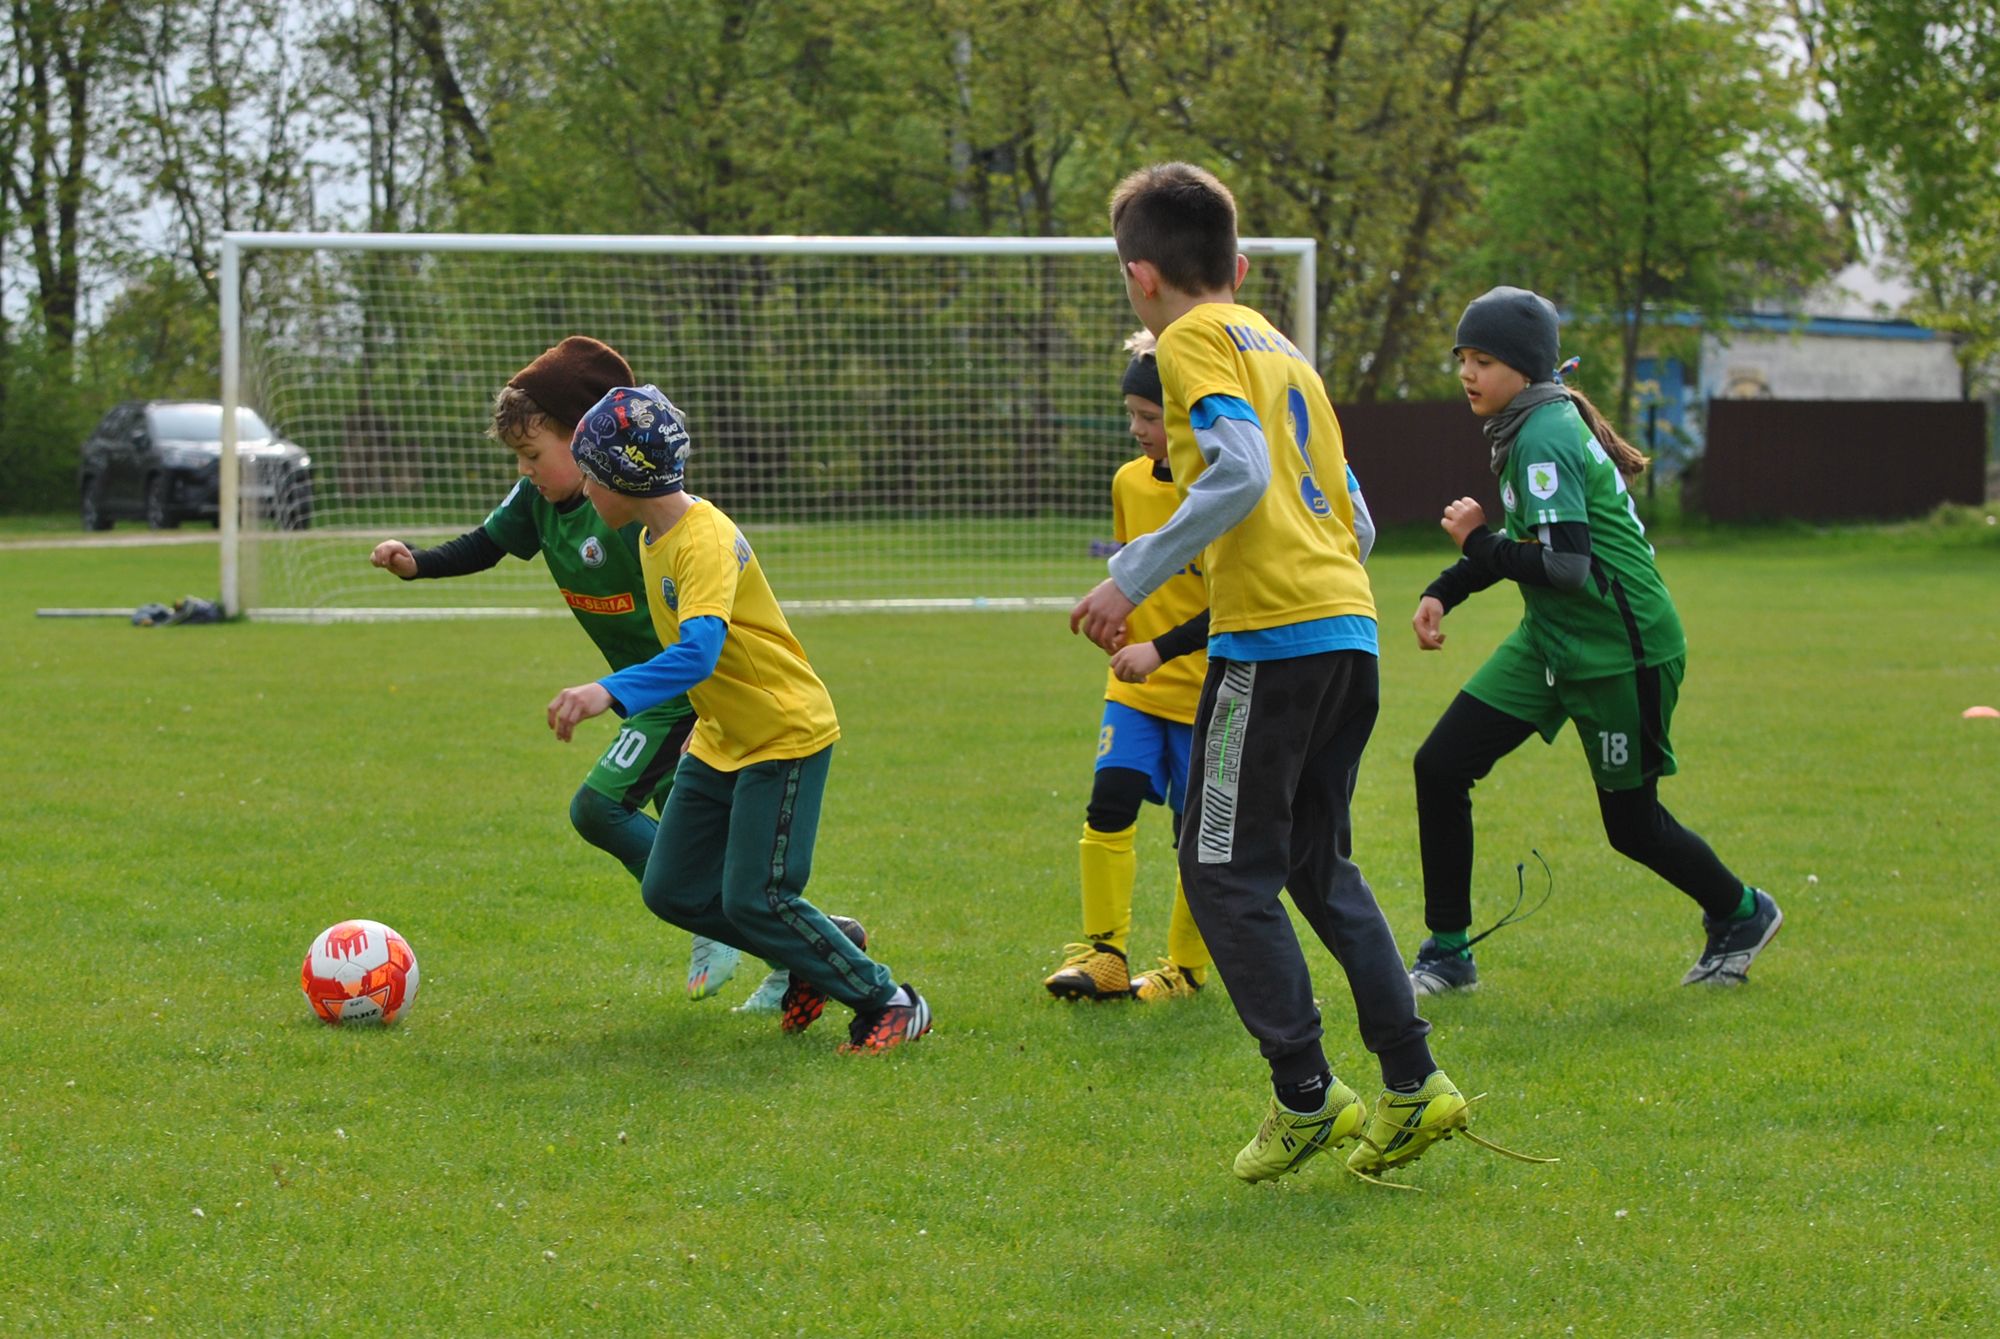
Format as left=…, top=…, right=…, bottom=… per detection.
left=78, top=401, right=314, bottom=531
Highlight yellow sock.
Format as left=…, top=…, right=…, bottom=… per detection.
left=1167, top=874, right=1211, bottom=984
left=1078, top=822, right=1137, bottom=954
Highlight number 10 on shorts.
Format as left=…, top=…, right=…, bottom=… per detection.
left=602, top=727, right=648, bottom=769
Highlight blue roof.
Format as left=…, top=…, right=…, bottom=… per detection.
left=1651, top=310, right=1943, bottom=341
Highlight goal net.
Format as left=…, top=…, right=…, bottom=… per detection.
left=219, top=234, right=1316, bottom=619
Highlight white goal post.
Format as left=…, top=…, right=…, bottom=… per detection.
left=219, top=232, right=1316, bottom=620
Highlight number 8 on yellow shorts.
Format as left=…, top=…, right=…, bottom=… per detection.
left=1463, top=626, right=1683, bottom=791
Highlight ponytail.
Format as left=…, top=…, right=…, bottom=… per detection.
left=1565, top=387, right=1648, bottom=479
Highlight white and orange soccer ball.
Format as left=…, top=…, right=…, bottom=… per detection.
left=301, top=919, right=420, bottom=1025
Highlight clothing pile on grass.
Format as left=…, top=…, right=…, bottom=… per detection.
left=132, top=596, right=222, bottom=626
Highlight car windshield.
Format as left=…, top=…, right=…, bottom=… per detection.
left=149, top=404, right=274, bottom=441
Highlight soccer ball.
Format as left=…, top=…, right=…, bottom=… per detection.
left=301, top=919, right=420, bottom=1025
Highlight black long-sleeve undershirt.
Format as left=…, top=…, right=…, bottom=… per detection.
left=1424, top=520, right=1594, bottom=611
left=405, top=527, right=507, bottom=579
left=1151, top=608, right=1211, bottom=663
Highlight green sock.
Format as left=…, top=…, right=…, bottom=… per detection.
left=1433, top=927, right=1472, bottom=958
left=1729, top=886, right=1758, bottom=921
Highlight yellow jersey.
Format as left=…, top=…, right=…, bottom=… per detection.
left=1155, top=302, right=1375, bottom=634
left=639, top=499, right=840, bottom=770
left=1105, top=455, right=1206, bottom=724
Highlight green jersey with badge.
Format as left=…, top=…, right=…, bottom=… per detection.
left=1499, top=400, right=1684, bottom=678
left=481, top=481, right=665, bottom=673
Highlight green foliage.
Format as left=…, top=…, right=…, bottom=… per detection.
left=1811, top=0, right=2000, bottom=389
left=1466, top=0, right=1836, bottom=426
left=2, top=531, right=1997, bottom=1332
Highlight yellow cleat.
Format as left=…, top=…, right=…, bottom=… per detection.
left=1233, top=1083, right=1365, bottom=1182
left=1042, top=942, right=1132, bottom=1000
left=1131, top=960, right=1203, bottom=1003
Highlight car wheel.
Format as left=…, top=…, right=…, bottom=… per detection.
left=145, top=474, right=182, bottom=530
left=80, top=476, right=113, bottom=531
left=278, top=479, right=314, bottom=532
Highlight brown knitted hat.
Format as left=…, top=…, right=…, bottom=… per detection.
left=507, top=337, right=635, bottom=432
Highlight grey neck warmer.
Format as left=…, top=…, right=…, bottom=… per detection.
left=1483, top=382, right=1571, bottom=475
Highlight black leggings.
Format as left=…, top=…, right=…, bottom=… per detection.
left=1413, top=691, right=1744, bottom=931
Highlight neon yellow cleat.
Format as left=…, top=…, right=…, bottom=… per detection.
left=1232, top=1083, right=1364, bottom=1182
left=1347, top=1071, right=1469, bottom=1176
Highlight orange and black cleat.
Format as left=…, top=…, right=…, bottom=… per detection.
left=778, top=915, right=868, bottom=1034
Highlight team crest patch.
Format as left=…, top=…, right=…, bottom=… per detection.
left=1527, top=461, right=1560, bottom=500
left=660, top=576, right=679, bottom=611
left=579, top=535, right=606, bottom=568
left=1501, top=481, right=1517, bottom=512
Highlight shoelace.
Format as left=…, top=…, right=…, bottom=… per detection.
left=1137, top=960, right=1195, bottom=994
left=1343, top=1093, right=1559, bottom=1191
left=1462, top=850, right=1555, bottom=951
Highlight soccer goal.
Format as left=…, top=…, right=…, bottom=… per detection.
left=219, top=232, right=1317, bottom=620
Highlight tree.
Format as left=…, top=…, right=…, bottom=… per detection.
left=1799, top=0, right=2000, bottom=394
left=1084, top=0, right=1539, bottom=401
left=1, top=0, right=135, bottom=354
left=1469, top=0, right=1837, bottom=426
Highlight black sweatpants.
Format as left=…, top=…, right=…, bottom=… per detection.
left=1178, top=650, right=1435, bottom=1091
left=1413, top=691, right=1745, bottom=931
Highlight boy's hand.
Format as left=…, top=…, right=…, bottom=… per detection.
left=547, top=683, right=613, bottom=742
left=370, top=540, right=418, bottom=579
left=1110, top=641, right=1163, bottom=683
left=1070, top=578, right=1135, bottom=653
left=1412, top=595, right=1447, bottom=651
left=1441, top=497, right=1486, bottom=547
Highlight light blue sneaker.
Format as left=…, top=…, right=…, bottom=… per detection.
left=732, top=969, right=790, bottom=1014
left=686, top=936, right=742, bottom=1001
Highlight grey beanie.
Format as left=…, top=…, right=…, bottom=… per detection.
left=1454, top=286, right=1560, bottom=381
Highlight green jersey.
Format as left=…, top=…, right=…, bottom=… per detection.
left=481, top=481, right=665, bottom=673
left=1499, top=400, right=1684, bottom=679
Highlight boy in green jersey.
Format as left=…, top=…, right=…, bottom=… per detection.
left=1409, top=288, right=1781, bottom=994
left=368, top=336, right=770, bottom=1005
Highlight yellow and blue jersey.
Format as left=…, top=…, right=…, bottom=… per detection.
left=638, top=499, right=840, bottom=770
left=1106, top=455, right=1206, bottom=724
left=1156, top=302, right=1375, bottom=656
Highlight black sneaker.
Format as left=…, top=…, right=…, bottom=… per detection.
left=1681, top=889, right=1783, bottom=986
left=779, top=915, right=868, bottom=1033
left=1409, top=936, right=1479, bottom=996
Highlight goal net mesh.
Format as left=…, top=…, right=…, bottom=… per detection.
left=230, top=239, right=1308, bottom=617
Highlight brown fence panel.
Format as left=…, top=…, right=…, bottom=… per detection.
left=1701, top=399, right=1987, bottom=522
left=1335, top=401, right=1500, bottom=527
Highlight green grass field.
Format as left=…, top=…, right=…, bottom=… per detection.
left=3, top=521, right=1997, bottom=1335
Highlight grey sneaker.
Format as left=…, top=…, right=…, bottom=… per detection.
left=1682, top=889, right=1783, bottom=986
left=686, top=935, right=741, bottom=1000
left=732, top=969, right=790, bottom=1014
left=1409, top=936, right=1479, bottom=996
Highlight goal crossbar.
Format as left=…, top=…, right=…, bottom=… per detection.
left=218, top=232, right=1317, bottom=620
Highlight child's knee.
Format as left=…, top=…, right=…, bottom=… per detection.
left=569, top=784, right=624, bottom=847
left=1086, top=767, right=1150, bottom=832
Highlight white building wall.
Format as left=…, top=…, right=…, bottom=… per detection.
left=1699, top=330, right=1961, bottom=401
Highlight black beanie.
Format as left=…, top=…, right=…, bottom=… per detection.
left=1453, top=287, right=1560, bottom=382
left=1121, top=350, right=1162, bottom=404
left=509, top=336, right=635, bottom=432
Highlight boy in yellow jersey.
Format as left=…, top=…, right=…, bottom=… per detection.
left=1074, top=163, right=1500, bottom=1185
left=546, top=385, right=930, bottom=1054
left=1044, top=331, right=1214, bottom=1004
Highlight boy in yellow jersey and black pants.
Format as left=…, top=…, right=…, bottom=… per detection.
left=1045, top=330, right=1215, bottom=1004
left=1075, top=163, right=1536, bottom=1185
left=547, top=385, right=930, bottom=1054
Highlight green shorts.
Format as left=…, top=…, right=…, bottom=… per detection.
left=582, top=698, right=697, bottom=811
left=1463, top=625, right=1682, bottom=791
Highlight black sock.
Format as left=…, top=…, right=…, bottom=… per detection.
left=1275, top=1072, right=1332, bottom=1114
